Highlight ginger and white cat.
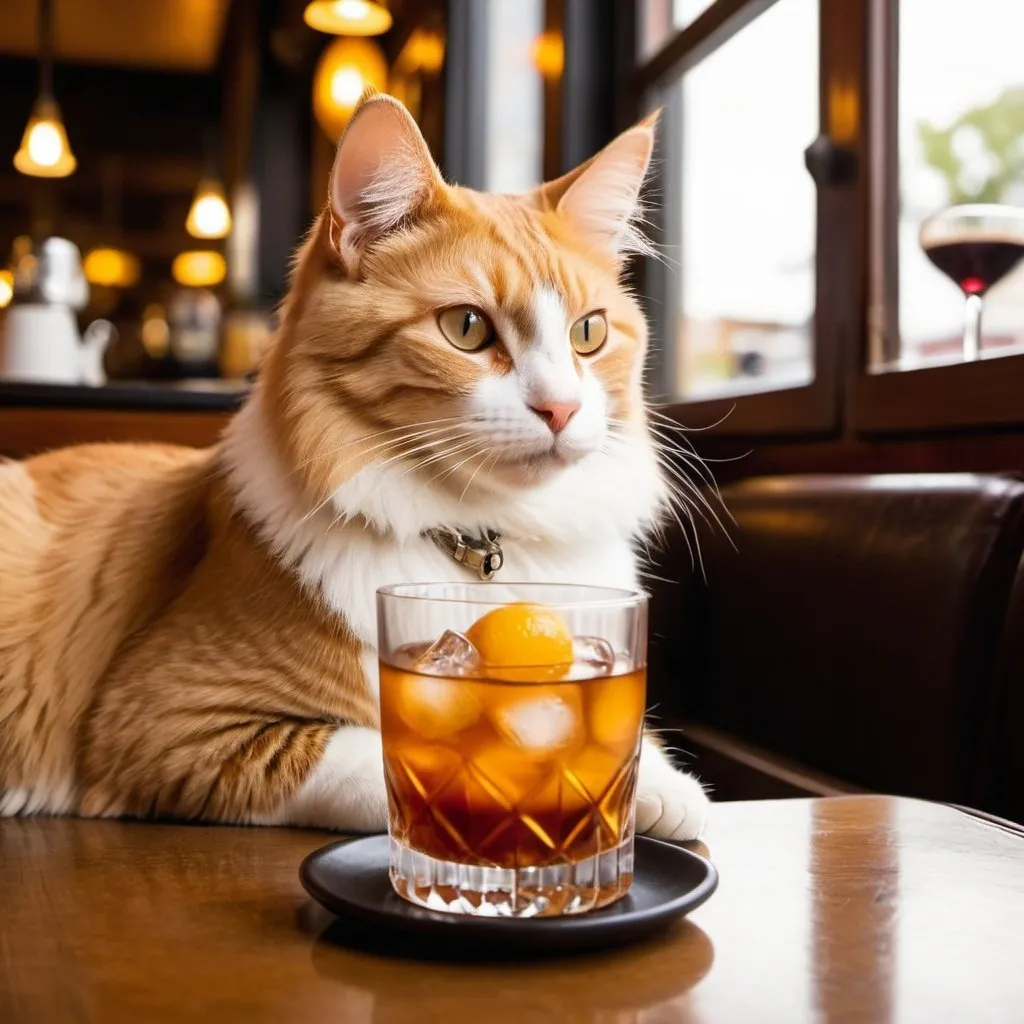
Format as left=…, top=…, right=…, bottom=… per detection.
left=0, top=95, right=708, bottom=841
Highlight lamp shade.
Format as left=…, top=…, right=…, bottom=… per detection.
left=313, top=37, right=388, bottom=142
left=83, top=247, right=141, bottom=288
left=172, top=251, right=227, bottom=288
left=304, top=1, right=392, bottom=36
left=13, top=95, right=76, bottom=178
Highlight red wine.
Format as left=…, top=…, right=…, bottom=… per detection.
left=924, top=239, right=1024, bottom=295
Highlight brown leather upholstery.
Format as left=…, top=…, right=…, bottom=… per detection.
left=978, top=555, right=1024, bottom=822
left=649, top=474, right=1024, bottom=806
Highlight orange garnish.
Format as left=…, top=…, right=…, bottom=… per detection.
left=466, top=602, right=573, bottom=682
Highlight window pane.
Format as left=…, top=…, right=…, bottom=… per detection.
left=897, top=0, right=1024, bottom=366
left=670, top=0, right=818, bottom=401
left=637, top=0, right=716, bottom=61
left=484, top=0, right=544, bottom=193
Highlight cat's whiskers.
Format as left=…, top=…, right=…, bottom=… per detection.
left=647, top=404, right=739, bottom=435
left=610, top=414, right=732, bottom=517
left=459, top=447, right=497, bottom=503
left=377, top=430, right=476, bottom=475
left=300, top=425, right=473, bottom=524
left=605, top=419, right=733, bottom=576
left=401, top=436, right=484, bottom=480
left=646, top=425, right=729, bottom=502
left=423, top=443, right=490, bottom=488
left=655, top=449, right=734, bottom=539
left=645, top=413, right=751, bottom=467
left=295, top=417, right=467, bottom=469
left=431, top=441, right=500, bottom=492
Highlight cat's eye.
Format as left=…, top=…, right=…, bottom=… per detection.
left=438, top=307, right=494, bottom=352
left=570, top=312, right=608, bottom=355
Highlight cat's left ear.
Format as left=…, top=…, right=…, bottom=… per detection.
left=328, top=93, right=443, bottom=270
left=538, top=111, right=659, bottom=261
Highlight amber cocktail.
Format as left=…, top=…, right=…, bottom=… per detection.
left=377, top=583, right=648, bottom=918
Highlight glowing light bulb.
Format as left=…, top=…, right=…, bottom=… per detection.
left=0, top=269, right=13, bottom=309
left=13, top=97, right=77, bottom=178
left=141, top=303, right=170, bottom=357
left=304, top=0, right=392, bottom=36
left=186, top=181, right=232, bottom=240
left=83, top=248, right=141, bottom=288
left=172, top=251, right=227, bottom=288
left=400, top=30, right=445, bottom=74
left=331, top=67, right=365, bottom=107
left=336, top=0, right=369, bottom=19
left=313, top=37, right=388, bottom=141
left=532, top=31, right=564, bottom=79
left=27, top=121, right=62, bottom=167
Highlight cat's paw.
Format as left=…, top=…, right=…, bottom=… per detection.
left=635, top=738, right=709, bottom=841
left=262, top=725, right=388, bottom=833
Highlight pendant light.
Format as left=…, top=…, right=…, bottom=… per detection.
left=172, top=251, right=227, bottom=288
left=14, top=0, right=77, bottom=179
left=304, top=0, right=392, bottom=36
left=186, top=180, right=232, bottom=239
left=532, top=31, right=565, bottom=80
left=83, top=158, right=140, bottom=289
left=313, top=37, right=388, bottom=142
left=186, top=128, right=232, bottom=240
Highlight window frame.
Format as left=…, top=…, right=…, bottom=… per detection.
left=635, top=0, right=859, bottom=435
left=854, top=0, right=1024, bottom=434
left=637, top=0, right=1024, bottom=438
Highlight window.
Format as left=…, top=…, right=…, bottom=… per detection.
left=852, top=0, right=1024, bottom=432
left=640, top=0, right=831, bottom=429
left=668, top=0, right=818, bottom=401
left=637, top=0, right=1024, bottom=436
left=483, top=0, right=545, bottom=193
left=873, top=0, right=1024, bottom=371
left=443, top=0, right=546, bottom=193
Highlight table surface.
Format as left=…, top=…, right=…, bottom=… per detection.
left=2, top=796, right=1022, bottom=1024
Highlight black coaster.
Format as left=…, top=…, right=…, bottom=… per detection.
left=300, top=834, right=718, bottom=955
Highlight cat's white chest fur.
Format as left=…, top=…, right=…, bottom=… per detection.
left=315, top=528, right=636, bottom=642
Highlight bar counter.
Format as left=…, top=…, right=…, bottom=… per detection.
left=0, top=380, right=245, bottom=458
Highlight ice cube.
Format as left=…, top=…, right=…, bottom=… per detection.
left=589, top=675, right=646, bottom=749
left=568, top=636, right=616, bottom=679
left=393, top=630, right=484, bottom=738
left=396, top=674, right=482, bottom=739
left=414, top=629, right=482, bottom=678
left=393, top=640, right=431, bottom=668
left=495, top=694, right=580, bottom=753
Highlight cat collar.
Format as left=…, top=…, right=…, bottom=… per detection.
left=426, top=527, right=504, bottom=581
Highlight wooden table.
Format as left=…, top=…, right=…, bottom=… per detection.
left=2, top=796, right=1022, bottom=1023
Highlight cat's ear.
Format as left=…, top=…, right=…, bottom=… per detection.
left=540, top=111, right=659, bottom=261
left=328, top=93, right=443, bottom=269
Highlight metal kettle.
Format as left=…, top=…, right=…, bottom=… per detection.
left=0, top=236, right=114, bottom=386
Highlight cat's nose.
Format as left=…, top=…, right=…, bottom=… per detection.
left=530, top=399, right=580, bottom=433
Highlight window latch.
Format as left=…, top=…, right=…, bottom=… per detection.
left=804, top=135, right=858, bottom=187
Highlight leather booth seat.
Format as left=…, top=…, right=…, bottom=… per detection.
left=649, top=474, right=1024, bottom=820
left=980, top=554, right=1024, bottom=823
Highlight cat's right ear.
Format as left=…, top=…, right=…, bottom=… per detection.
left=328, top=94, right=443, bottom=270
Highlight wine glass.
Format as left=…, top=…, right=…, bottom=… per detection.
left=919, top=204, right=1024, bottom=361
